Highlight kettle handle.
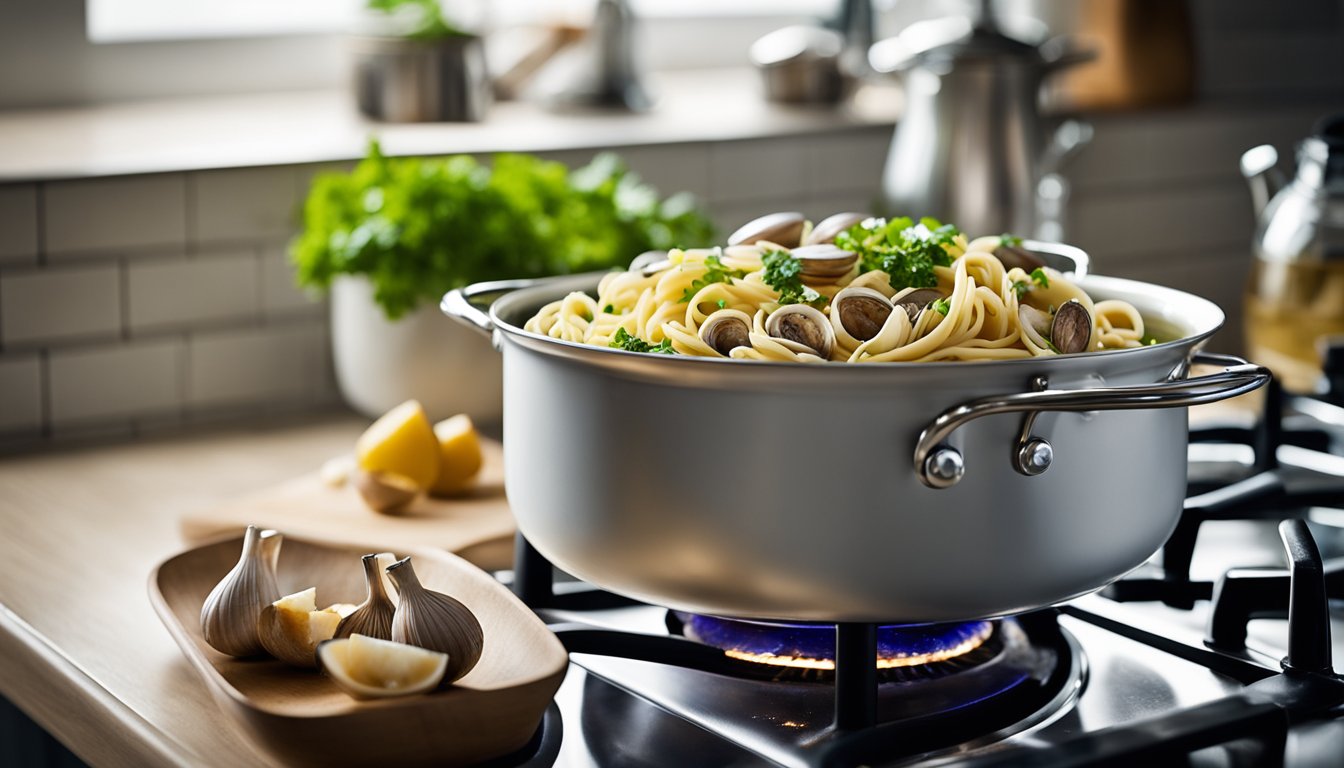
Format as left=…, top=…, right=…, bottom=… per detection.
left=1241, top=144, right=1286, bottom=218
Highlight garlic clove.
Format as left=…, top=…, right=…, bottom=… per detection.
left=257, top=587, right=342, bottom=668
left=200, top=525, right=282, bottom=658
left=387, top=556, right=484, bottom=684
left=352, top=469, right=421, bottom=515
left=318, top=634, right=448, bottom=700
left=334, top=553, right=399, bottom=641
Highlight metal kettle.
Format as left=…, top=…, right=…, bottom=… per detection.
left=1241, top=113, right=1344, bottom=393
left=870, top=2, right=1089, bottom=237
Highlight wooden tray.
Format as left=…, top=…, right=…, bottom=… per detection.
left=179, top=440, right=515, bottom=571
left=150, top=534, right=567, bottom=767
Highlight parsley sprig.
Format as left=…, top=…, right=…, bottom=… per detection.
left=833, top=216, right=959, bottom=292
left=761, top=250, right=826, bottom=306
left=609, top=328, right=676, bottom=354
left=678, top=254, right=745, bottom=303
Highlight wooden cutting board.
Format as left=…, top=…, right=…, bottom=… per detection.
left=180, top=440, right=516, bottom=571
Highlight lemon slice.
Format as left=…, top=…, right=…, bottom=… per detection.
left=429, top=414, right=484, bottom=497
left=355, top=400, right=440, bottom=491
left=257, top=587, right=343, bottom=668
left=319, top=634, right=448, bottom=699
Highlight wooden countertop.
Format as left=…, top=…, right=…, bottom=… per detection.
left=0, top=416, right=374, bottom=767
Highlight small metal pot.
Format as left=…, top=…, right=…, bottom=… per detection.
left=442, top=245, right=1268, bottom=623
left=351, top=34, right=490, bottom=123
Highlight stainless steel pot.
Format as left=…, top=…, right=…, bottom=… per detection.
left=442, top=248, right=1267, bottom=623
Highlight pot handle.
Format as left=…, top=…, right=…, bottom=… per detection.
left=914, top=352, right=1272, bottom=489
left=441, top=278, right=547, bottom=338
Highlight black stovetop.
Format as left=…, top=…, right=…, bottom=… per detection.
left=496, top=382, right=1344, bottom=767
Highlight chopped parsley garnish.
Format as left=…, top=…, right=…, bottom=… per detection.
left=1140, top=334, right=1160, bottom=346
left=678, top=254, right=745, bottom=303
left=931, top=298, right=951, bottom=315
left=1011, top=280, right=1031, bottom=298
left=761, top=250, right=826, bottom=306
left=833, top=216, right=959, bottom=292
left=602, top=303, right=615, bottom=314
left=609, top=327, right=676, bottom=354
left=716, top=299, right=727, bottom=309
left=1030, top=267, right=1050, bottom=289
left=1000, top=233, right=1023, bottom=247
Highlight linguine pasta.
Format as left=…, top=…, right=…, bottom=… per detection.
left=524, top=227, right=1148, bottom=363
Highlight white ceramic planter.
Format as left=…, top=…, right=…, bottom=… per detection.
left=331, top=276, right=502, bottom=424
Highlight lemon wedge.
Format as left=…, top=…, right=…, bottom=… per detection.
left=319, top=634, right=448, bottom=700
left=429, top=414, right=484, bottom=497
left=355, top=400, right=440, bottom=492
left=257, top=587, right=343, bottom=668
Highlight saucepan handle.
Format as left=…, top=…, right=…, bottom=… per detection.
left=914, top=352, right=1272, bottom=489
left=441, top=278, right=553, bottom=338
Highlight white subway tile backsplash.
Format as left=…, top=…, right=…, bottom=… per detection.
left=127, top=251, right=260, bottom=331
left=49, top=339, right=182, bottom=424
left=44, top=174, right=186, bottom=256
left=619, top=143, right=712, bottom=199
left=187, top=324, right=319, bottom=407
left=0, top=356, right=42, bottom=433
left=0, top=265, right=121, bottom=346
left=192, top=166, right=299, bottom=244
left=805, top=128, right=890, bottom=199
left=0, top=185, right=38, bottom=264
left=708, top=137, right=811, bottom=204
left=260, top=244, right=321, bottom=317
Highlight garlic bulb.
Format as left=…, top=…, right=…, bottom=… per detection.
left=257, top=587, right=343, bottom=668
left=387, top=557, right=484, bottom=683
left=200, top=526, right=282, bottom=657
left=334, top=553, right=399, bottom=641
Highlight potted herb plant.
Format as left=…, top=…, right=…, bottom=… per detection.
left=352, top=0, right=490, bottom=122
left=292, top=142, right=714, bottom=424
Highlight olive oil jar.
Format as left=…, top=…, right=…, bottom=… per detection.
left=1242, top=114, right=1344, bottom=393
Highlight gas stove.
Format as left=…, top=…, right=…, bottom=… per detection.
left=490, top=378, right=1344, bottom=767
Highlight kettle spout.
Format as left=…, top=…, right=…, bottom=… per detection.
left=1241, top=144, right=1285, bottom=218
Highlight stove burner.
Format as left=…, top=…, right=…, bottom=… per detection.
left=678, top=613, right=997, bottom=681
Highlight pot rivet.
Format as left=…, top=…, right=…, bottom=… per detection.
left=1017, top=438, right=1053, bottom=476
left=923, top=447, right=965, bottom=489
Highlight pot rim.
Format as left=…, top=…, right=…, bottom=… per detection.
left=486, top=272, right=1225, bottom=373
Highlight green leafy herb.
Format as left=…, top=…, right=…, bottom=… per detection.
left=292, top=142, right=715, bottom=320
left=833, top=216, right=959, bottom=292
left=761, top=250, right=825, bottom=306
left=609, top=328, right=676, bottom=355
left=678, top=254, right=745, bottom=303
left=716, top=299, right=727, bottom=309
left=1030, top=267, right=1050, bottom=289
left=1140, top=334, right=1160, bottom=346
left=1000, top=233, right=1023, bottom=247
left=931, top=298, right=951, bottom=315
left=602, top=304, right=615, bottom=314
left=366, top=0, right=467, bottom=40
left=1011, top=280, right=1031, bottom=298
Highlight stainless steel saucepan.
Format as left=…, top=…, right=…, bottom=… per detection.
left=442, top=244, right=1268, bottom=624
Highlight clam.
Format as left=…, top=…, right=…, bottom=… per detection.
left=727, top=212, right=805, bottom=247
left=631, top=249, right=670, bottom=275
left=1018, top=304, right=1053, bottom=349
left=891, top=287, right=944, bottom=321
left=765, top=304, right=834, bottom=359
left=804, top=212, right=870, bottom=245
left=830, top=287, right=893, bottom=342
left=994, top=243, right=1046, bottom=272
left=1051, top=300, right=1093, bottom=354
left=792, top=244, right=858, bottom=280
left=699, top=310, right=753, bottom=357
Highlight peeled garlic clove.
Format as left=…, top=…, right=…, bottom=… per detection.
left=200, top=525, right=282, bottom=658
left=387, top=557, right=484, bottom=684
left=353, top=468, right=421, bottom=515
left=318, top=634, right=448, bottom=700
left=257, top=587, right=343, bottom=668
left=335, top=553, right=399, bottom=641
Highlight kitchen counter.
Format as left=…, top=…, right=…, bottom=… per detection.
left=0, top=415, right=390, bottom=767
left=0, top=68, right=900, bottom=182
